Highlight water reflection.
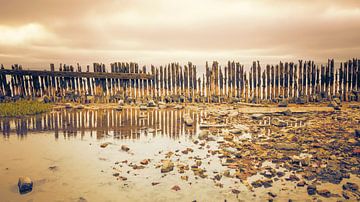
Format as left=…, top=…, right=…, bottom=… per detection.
left=0, top=108, right=201, bottom=139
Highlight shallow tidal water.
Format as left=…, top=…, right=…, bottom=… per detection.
left=0, top=108, right=356, bottom=202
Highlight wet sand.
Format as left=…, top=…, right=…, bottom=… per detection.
left=0, top=104, right=359, bottom=202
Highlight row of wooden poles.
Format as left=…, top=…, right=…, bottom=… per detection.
left=0, top=58, right=359, bottom=103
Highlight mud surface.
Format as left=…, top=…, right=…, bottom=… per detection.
left=0, top=103, right=359, bottom=201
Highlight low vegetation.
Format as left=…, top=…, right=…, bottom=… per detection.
left=0, top=101, right=52, bottom=117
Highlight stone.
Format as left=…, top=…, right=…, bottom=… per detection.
left=140, top=159, right=149, bottom=165
left=355, top=129, right=360, bottom=138
left=342, top=182, right=359, bottom=192
left=232, top=189, right=241, bottom=194
left=251, top=180, right=263, bottom=188
left=268, top=192, right=277, bottom=198
left=121, top=145, right=130, bottom=152
left=251, top=114, right=265, bottom=120
left=171, top=185, right=181, bottom=191
left=184, top=115, right=194, bottom=126
left=307, top=185, right=316, bottom=195
left=118, top=99, right=124, bottom=106
left=100, top=142, right=111, bottom=148
left=198, top=130, right=209, bottom=140
left=161, top=160, right=174, bottom=173
left=18, top=176, right=33, bottom=194
left=282, top=109, right=292, bottom=116
left=297, top=181, right=306, bottom=187
left=140, top=105, right=148, bottom=110
left=274, top=143, right=299, bottom=151
left=278, top=100, right=288, bottom=107
left=152, top=182, right=160, bottom=186
left=147, top=100, right=156, bottom=107
left=317, top=189, right=331, bottom=198
left=296, top=97, right=306, bottom=104
left=271, top=118, right=287, bottom=127
left=174, top=105, right=184, bottom=110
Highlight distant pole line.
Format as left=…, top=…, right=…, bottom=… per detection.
left=0, top=59, right=359, bottom=103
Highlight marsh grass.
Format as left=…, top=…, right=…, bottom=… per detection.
left=0, top=101, right=52, bottom=117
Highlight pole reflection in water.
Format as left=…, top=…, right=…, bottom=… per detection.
left=0, top=108, right=201, bottom=140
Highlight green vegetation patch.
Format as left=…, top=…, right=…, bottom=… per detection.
left=0, top=101, right=52, bottom=117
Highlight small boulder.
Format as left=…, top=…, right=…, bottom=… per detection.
left=161, top=160, right=174, bottom=173
left=18, top=176, right=33, bottom=194
left=271, top=118, right=287, bottom=127
left=307, top=185, right=316, bottom=195
left=278, top=100, right=288, bottom=107
left=147, top=100, right=156, bottom=107
left=251, top=114, right=265, bottom=120
left=198, top=130, right=209, bottom=140
left=121, top=145, right=130, bottom=152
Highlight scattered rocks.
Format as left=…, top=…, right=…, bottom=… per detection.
left=342, top=182, right=359, bottom=192
left=18, top=176, right=33, bottom=194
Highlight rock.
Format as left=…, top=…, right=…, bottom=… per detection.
left=268, top=192, right=277, bottom=198
left=183, top=114, right=194, bottom=126
left=342, top=190, right=351, bottom=199
left=274, top=143, right=299, bottom=151
left=251, top=114, right=265, bottom=120
left=281, top=109, right=292, bottom=116
left=147, top=100, right=156, bottom=107
left=317, top=189, right=331, bottom=198
left=173, top=105, right=184, bottom=110
left=296, top=97, right=306, bottom=104
left=229, top=128, right=242, bottom=134
left=171, top=185, right=181, bottom=191
left=18, top=176, right=33, bottom=194
left=271, top=118, right=287, bottom=127
left=140, top=105, right=148, bottom=110
left=100, top=142, right=111, bottom=148
left=121, top=145, right=130, bottom=152
left=342, top=182, right=359, bottom=192
left=261, top=179, right=273, bottom=188
left=151, top=182, right=160, bottom=186
left=307, top=185, right=316, bottom=195
left=286, top=174, right=300, bottom=181
left=278, top=100, right=288, bottom=107
left=355, top=129, right=360, bottom=138
left=181, top=176, right=189, bottom=181
left=198, top=130, right=209, bottom=140
left=328, top=101, right=340, bottom=110
left=140, top=159, right=149, bottom=165
left=297, top=181, right=306, bottom=187
left=251, top=180, right=263, bottom=188
left=232, top=189, right=241, bottom=194
left=118, top=100, right=125, bottom=106
left=161, top=160, right=174, bottom=173
left=113, top=173, right=120, bottom=177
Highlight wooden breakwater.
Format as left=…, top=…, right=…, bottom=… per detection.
left=0, top=59, right=359, bottom=103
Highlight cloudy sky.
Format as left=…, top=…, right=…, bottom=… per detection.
left=0, top=0, right=359, bottom=70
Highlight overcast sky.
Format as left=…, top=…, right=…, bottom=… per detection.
left=0, top=0, right=359, bottom=70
